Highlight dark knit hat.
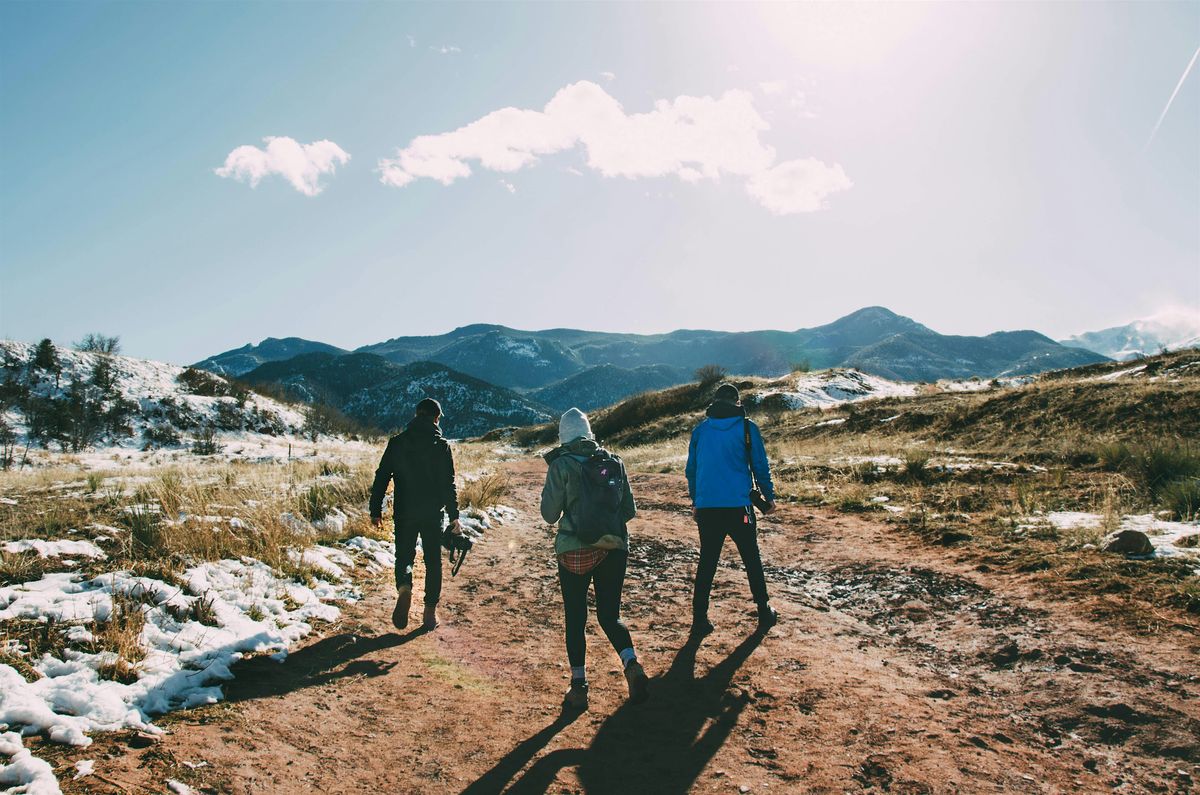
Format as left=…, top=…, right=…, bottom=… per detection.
left=414, top=398, right=443, bottom=417
left=713, top=383, right=740, bottom=403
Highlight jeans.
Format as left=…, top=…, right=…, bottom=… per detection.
left=395, top=520, right=444, bottom=606
left=693, top=507, right=770, bottom=618
left=558, top=549, right=634, bottom=668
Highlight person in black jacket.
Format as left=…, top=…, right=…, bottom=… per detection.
left=370, top=398, right=461, bottom=631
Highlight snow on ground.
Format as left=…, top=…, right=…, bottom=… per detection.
left=1094, top=365, right=1148, bottom=382
left=0, top=731, right=60, bottom=794
left=758, top=369, right=918, bottom=410
left=1019, top=511, right=1200, bottom=560
left=2, top=539, right=107, bottom=559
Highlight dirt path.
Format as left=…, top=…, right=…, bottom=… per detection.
left=56, top=461, right=1200, bottom=794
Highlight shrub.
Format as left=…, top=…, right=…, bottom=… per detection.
left=902, top=450, right=931, bottom=483
left=1096, top=442, right=1134, bottom=472
left=74, top=333, right=121, bottom=355
left=791, top=360, right=812, bottom=374
left=1160, top=478, right=1200, bottom=521
left=459, top=471, right=511, bottom=509
left=176, top=368, right=231, bottom=397
left=1129, top=443, right=1200, bottom=499
left=191, top=426, right=222, bottom=455
left=123, top=506, right=166, bottom=558
left=694, top=364, right=727, bottom=387
left=300, top=484, right=335, bottom=522
left=143, top=424, right=182, bottom=448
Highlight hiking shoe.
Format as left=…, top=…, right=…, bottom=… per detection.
left=563, top=680, right=589, bottom=711
left=422, top=603, right=439, bottom=630
left=691, top=616, right=715, bottom=637
left=757, top=604, right=779, bottom=632
left=392, top=585, right=412, bottom=630
left=624, top=661, right=650, bottom=704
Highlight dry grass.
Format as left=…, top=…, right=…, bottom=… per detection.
left=459, top=471, right=511, bottom=510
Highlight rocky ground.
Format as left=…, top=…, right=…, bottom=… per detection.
left=41, top=461, right=1200, bottom=794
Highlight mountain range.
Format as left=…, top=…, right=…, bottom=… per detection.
left=1060, top=308, right=1200, bottom=361
left=192, top=306, right=1127, bottom=433
left=237, top=352, right=551, bottom=437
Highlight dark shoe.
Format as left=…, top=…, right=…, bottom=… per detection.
left=691, top=616, right=715, bottom=636
left=422, top=603, right=439, bottom=630
left=624, top=661, right=650, bottom=704
left=757, top=604, right=779, bottom=632
left=563, top=679, right=589, bottom=711
left=392, top=585, right=412, bottom=630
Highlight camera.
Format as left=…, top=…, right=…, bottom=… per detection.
left=442, top=526, right=474, bottom=576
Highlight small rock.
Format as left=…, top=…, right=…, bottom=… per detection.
left=740, top=786, right=751, bottom=793
left=127, top=732, right=160, bottom=749
left=1104, top=530, right=1153, bottom=555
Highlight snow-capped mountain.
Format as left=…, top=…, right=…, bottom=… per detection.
left=1062, top=309, right=1200, bottom=361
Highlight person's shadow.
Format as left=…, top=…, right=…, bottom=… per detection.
left=222, top=627, right=430, bottom=702
left=462, top=629, right=765, bottom=795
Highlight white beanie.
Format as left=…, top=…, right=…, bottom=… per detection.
left=559, top=407, right=594, bottom=445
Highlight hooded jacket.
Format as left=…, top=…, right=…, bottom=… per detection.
left=369, top=416, right=460, bottom=525
left=685, top=401, right=775, bottom=509
left=540, top=437, right=636, bottom=555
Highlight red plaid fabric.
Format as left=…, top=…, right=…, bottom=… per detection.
left=558, top=548, right=609, bottom=575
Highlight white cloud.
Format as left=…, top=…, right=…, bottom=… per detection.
left=407, top=34, right=416, bottom=48
left=377, top=81, right=850, bottom=214
left=431, top=44, right=461, bottom=55
left=215, top=137, right=350, bottom=197
left=600, top=71, right=616, bottom=82
left=500, top=179, right=516, bottom=194
left=745, top=158, right=853, bottom=215
left=759, top=80, right=787, bottom=96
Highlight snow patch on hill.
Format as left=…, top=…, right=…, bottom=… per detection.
left=756, top=369, right=918, bottom=409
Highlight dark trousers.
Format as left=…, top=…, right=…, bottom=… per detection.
left=558, top=550, right=634, bottom=668
left=693, top=507, right=770, bottom=618
left=395, top=520, right=443, bottom=606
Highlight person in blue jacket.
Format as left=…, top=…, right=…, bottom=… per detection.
left=685, top=382, right=779, bottom=635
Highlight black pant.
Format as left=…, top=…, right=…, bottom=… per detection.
left=395, top=520, right=443, bottom=606
left=558, top=550, right=634, bottom=669
left=693, top=507, right=770, bottom=618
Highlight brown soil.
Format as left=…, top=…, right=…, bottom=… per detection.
left=45, top=461, right=1200, bottom=794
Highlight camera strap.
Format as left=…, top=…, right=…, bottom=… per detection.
left=743, top=418, right=763, bottom=498
left=449, top=545, right=468, bottom=577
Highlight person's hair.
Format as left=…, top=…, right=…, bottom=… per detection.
left=414, top=398, right=442, bottom=418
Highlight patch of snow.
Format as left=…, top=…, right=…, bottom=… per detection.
left=73, top=759, right=94, bottom=779
left=167, top=780, right=195, bottom=795
left=2, top=539, right=107, bottom=560
left=0, top=556, right=358, bottom=749
left=1117, top=514, right=1200, bottom=559
left=759, top=369, right=917, bottom=410
left=1094, top=365, right=1148, bottom=382
left=0, top=731, right=61, bottom=794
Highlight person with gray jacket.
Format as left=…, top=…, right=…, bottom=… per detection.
left=541, top=408, right=649, bottom=710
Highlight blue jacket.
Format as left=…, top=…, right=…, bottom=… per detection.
left=685, top=403, right=775, bottom=509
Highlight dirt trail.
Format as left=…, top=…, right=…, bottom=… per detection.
left=59, top=461, right=1199, bottom=794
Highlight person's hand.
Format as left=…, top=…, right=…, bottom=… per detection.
left=370, top=516, right=383, bottom=528
left=447, top=519, right=462, bottom=535
left=764, top=500, right=778, bottom=515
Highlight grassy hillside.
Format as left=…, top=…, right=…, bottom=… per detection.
left=493, top=350, right=1200, bottom=621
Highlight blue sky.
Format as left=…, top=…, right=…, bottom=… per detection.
left=1, top=1, right=1197, bottom=365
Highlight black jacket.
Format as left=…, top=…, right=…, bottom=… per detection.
left=369, top=416, right=460, bottom=524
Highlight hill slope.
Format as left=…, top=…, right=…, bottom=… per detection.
left=193, top=337, right=348, bottom=377
left=240, top=353, right=552, bottom=437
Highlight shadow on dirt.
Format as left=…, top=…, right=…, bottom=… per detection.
left=222, top=628, right=429, bottom=702
left=462, top=630, right=765, bottom=795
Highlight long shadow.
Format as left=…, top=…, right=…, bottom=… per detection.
left=459, top=708, right=584, bottom=795
left=464, top=630, right=765, bottom=795
left=222, top=627, right=430, bottom=703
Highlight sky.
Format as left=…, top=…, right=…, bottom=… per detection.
left=1, top=1, right=1198, bottom=365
